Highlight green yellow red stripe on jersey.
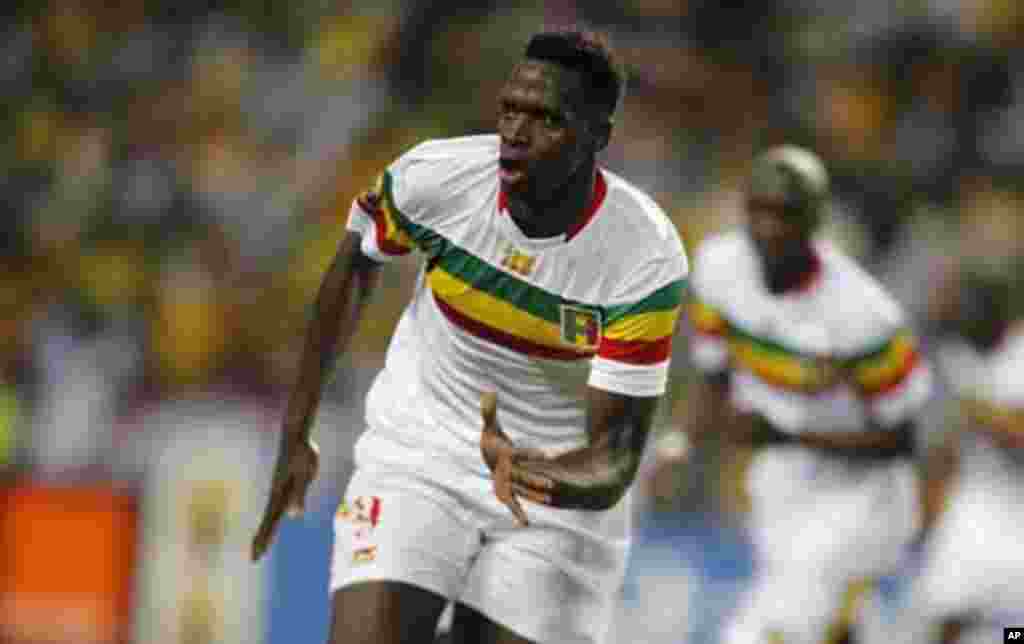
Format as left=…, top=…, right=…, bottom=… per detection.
left=368, top=170, right=685, bottom=363
left=688, top=297, right=920, bottom=395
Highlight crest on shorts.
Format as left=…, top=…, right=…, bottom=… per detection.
left=338, top=496, right=383, bottom=565
left=352, top=545, right=378, bottom=564
left=337, top=496, right=382, bottom=527
left=560, top=305, right=601, bottom=350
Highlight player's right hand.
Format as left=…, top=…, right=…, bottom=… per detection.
left=251, top=438, right=320, bottom=562
left=480, top=392, right=548, bottom=526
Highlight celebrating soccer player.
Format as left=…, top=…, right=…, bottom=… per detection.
left=251, top=29, right=688, bottom=644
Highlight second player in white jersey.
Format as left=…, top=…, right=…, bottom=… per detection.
left=683, top=145, right=932, bottom=644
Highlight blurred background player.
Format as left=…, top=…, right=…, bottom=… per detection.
left=678, top=145, right=932, bottom=644
left=881, top=261, right=1024, bottom=644
left=250, top=29, right=688, bottom=644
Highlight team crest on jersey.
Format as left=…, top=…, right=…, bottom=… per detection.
left=560, top=305, right=601, bottom=350
left=500, top=243, right=536, bottom=277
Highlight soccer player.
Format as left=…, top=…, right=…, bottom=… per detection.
left=895, top=266, right=1024, bottom=644
left=251, top=30, right=689, bottom=644
left=683, top=145, right=933, bottom=644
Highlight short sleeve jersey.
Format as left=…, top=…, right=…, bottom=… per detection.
left=345, top=135, right=688, bottom=471
left=686, top=231, right=931, bottom=434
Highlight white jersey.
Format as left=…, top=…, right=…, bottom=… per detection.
left=688, top=230, right=931, bottom=434
left=698, top=231, right=932, bottom=644
left=344, top=134, right=688, bottom=489
left=910, top=325, right=1024, bottom=634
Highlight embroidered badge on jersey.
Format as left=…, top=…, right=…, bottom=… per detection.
left=561, top=305, right=601, bottom=350
left=337, top=496, right=382, bottom=564
left=499, top=242, right=536, bottom=277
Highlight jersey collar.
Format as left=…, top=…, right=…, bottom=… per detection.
left=498, top=168, right=608, bottom=242
left=790, top=248, right=822, bottom=294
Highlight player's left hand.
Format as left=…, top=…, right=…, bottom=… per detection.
left=480, top=392, right=554, bottom=525
left=251, top=437, right=320, bottom=562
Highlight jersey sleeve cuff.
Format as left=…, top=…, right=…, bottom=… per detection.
left=867, top=362, right=933, bottom=428
left=588, top=356, right=669, bottom=397
left=347, top=200, right=397, bottom=263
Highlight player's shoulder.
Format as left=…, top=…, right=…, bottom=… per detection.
left=595, top=170, right=686, bottom=265
left=585, top=170, right=688, bottom=303
left=600, top=170, right=676, bottom=238
left=820, top=241, right=908, bottom=344
left=693, top=229, right=752, bottom=271
left=387, top=134, right=497, bottom=211
left=393, top=134, right=498, bottom=168
left=689, top=229, right=757, bottom=301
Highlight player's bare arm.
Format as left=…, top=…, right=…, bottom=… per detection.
left=920, top=426, right=960, bottom=534
left=961, top=397, right=1024, bottom=449
left=482, top=387, right=657, bottom=520
left=684, top=371, right=732, bottom=446
left=643, top=373, right=730, bottom=501
left=644, top=372, right=729, bottom=494
left=252, top=231, right=380, bottom=561
left=788, top=419, right=916, bottom=454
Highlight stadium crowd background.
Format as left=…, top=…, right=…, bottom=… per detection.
left=2, top=1, right=1023, bottom=642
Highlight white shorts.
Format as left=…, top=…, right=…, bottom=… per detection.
left=910, top=475, right=1024, bottom=628
left=722, top=447, right=920, bottom=644
left=329, top=464, right=628, bottom=644
left=745, top=447, right=919, bottom=579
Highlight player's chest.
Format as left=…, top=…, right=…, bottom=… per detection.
left=423, top=221, right=606, bottom=357
left=722, top=285, right=854, bottom=391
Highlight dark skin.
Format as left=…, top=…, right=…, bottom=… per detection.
left=252, top=56, right=654, bottom=644
left=481, top=59, right=656, bottom=522
left=496, top=59, right=610, bottom=237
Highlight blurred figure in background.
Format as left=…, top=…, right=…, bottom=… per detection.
left=881, top=261, right=1024, bottom=644
left=676, top=145, right=932, bottom=644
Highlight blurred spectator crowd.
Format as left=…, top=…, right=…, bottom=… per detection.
left=3, top=1, right=1024, bottom=639
left=4, top=0, right=1024, bottom=476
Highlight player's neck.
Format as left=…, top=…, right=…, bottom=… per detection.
left=507, top=162, right=596, bottom=239
left=762, top=245, right=820, bottom=295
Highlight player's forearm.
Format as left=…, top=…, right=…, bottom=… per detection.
left=795, top=420, right=915, bottom=454
left=281, top=233, right=379, bottom=445
left=531, top=443, right=642, bottom=511
left=920, top=435, right=958, bottom=532
left=963, top=399, right=1024, bottom=448
left=684, top=373, right=732, bottom=445
left=521, top=390, right=657, bottom=511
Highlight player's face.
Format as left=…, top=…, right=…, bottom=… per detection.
left=745, top=196, right=813, bottom=267
left=496, top=60, right=595, bottom=201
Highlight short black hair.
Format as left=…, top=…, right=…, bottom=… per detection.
left=524, top=29, right=624, bottom=123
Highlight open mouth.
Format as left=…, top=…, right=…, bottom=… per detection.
left=498, top=157, right=528, bottom=184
